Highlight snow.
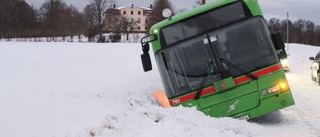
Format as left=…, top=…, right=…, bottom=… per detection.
left=1, top=42, right=320, bottom=137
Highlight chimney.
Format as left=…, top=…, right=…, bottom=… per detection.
left=201, top=0, right=206, bottom=5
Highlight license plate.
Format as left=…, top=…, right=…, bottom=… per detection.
left=237, top=115, right=249, bottom=120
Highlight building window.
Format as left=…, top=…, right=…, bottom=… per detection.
left=123, top=11, right=126, bottom=15
left=138, top=11, right=141, bottom=15
left=138, top=26, right=141, bottom=30
left=137, top=18, right=141, bottom=24
left=131, top=11, right=133, bottom=15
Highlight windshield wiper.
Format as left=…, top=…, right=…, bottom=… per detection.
left=219, top=58, right=258, bottom=80
left=194, top=58, right=258, bottom=99
left=195, top=61, right=213, bottom=99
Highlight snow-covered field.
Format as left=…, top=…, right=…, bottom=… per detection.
left=1, top=42, right=320, bottom=137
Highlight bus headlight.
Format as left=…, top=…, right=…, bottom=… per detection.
left=281, top=59, right=289, bottom=65
left=268, top=82, right=287, bottom=93
left=153, top=29, right=158, bottom=33
left=268, top=85, right=281, bottom=93
left=280, top=82, right=286, bottom=89
left=281, top=58, right=290, bottom=71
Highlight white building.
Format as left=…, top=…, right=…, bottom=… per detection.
left=104, top=4, right=152, bottom=33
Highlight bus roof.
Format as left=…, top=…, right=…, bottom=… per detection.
left=150, top=0, right=264, bottom=31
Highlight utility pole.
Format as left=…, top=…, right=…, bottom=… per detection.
left=287, top=12, right=289, bottom=52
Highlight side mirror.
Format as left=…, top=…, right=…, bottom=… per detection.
left=141, top=42, right=152, bottom=72
left=271, top=32, right=287, bottom=59
left=309, top=57, right=315, bottom=60
left=140, top=34, right=157, bottom=72
left=141, top=52, right=152, bottom=72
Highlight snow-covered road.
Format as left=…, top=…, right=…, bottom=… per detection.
left=281, top=44, right=320, bottom=136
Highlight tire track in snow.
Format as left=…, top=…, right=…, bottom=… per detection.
left=285, top=64, right=320, bottom=135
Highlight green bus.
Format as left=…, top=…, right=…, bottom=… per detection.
left=140, top=0, right=295, bottom=120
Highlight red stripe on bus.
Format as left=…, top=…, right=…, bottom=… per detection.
left=234, top=63, right=282, bottom=85
left=169, top=63, right=283, bottom=106
left=169, top=87, right=216, bottom=106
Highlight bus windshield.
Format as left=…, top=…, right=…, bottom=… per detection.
left=155, top=17, right=278, bottom=98
left=161, top=2, right=247, bottom=46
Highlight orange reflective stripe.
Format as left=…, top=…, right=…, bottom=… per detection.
left=153, top=90, right=171, bottom=108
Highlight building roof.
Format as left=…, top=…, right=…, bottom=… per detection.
left=114, top=4, right=152, bottom=11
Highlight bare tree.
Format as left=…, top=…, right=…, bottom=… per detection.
left=37, top=0, right=87, bottom=40
left=304, top=20, right=316, bottom=44
left=84, top=4, right=99, bottom=42
left=103, top=6, right=121, bottom=34
left=67, top=5, right=85, bottom=37
left=267, top=18, right=281, bottom=33
left=280, top=19, right=293, bottom=32
left=305, top=20, right=315, bottom=33
left=0, top=0, right=38, bottom=38
left=315, top=25, right=320, bottom=45
left=121, top=16, right=138, bottom=41
left=315, top=25, right=320, bottom=33
left=279, top=19, right=293, bottom=43
left=40, top=0, right=68, bottom=38
left=0, top=0, right=18, bottom=38
left=293, top=19, right=306, bottom=33
left=2, top=0, right=85, bottom=39
left=89, top=0, right=116, bottom=42
left=15, top=1, right=37, bottom=37
left=108, top=13, right=122, bottom=42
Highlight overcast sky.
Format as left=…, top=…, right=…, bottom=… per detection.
left=25, top=0, right=320, bottom=25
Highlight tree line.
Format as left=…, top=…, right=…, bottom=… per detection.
left=0, top=0, right=85, bottom=39
left=1, top=0, right=320, bottom=45
left=267, top=18, right=320, bottom=46
left=0, top=0, right=175, bottom=42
